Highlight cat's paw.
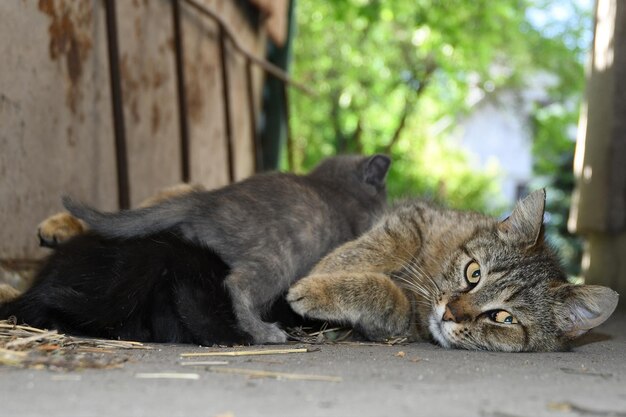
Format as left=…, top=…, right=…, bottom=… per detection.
left=37, top=212, right=86, bottom=247
left=287, top=277, right=338, bottom=320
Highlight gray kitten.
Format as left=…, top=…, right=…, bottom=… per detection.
left=63, top=154, right=391, bottom=343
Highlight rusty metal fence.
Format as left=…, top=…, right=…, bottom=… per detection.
left=102, top=0, right=301, bottom=209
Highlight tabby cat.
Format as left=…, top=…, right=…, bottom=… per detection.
left=287, top=190, right=619, bottom=351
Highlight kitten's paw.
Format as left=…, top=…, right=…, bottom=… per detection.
left=287, top=278, right=338, bottom=320
left=251, top=322, right=287, bottom=344
left=37, top=212, right=86, bottom=247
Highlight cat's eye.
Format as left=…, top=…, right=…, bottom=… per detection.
left=464, top=261, right=481, bottom=286
left=489, top=310, right=518, bottom=324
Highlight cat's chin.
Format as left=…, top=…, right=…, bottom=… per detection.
left=428, top=311, right=452, bottom=349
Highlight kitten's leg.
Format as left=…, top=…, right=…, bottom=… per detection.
left=224, top=269, right=287, bottom=344
left=287, top=272, right=412, bottom=340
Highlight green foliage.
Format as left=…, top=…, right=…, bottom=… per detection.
left=288, top=0, right=590, bottom=240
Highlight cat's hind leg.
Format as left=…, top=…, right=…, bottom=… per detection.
left=37, top=212, right=87, bottom=247
left=0, top=284, right=21, bottom=303
left=287, top=272, right=412, bottom=341
left=224, top=268, right=288, bottom=344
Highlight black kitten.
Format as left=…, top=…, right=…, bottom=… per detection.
left=0, top=232, right=290, bottom=345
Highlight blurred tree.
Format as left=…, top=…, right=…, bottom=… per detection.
left=287, top=0, right=590, bottom=268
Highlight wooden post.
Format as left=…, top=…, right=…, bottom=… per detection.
left=569, top=0, right=626, bottom=302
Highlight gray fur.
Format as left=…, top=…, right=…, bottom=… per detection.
left=64, top=154, right=391, bottom=343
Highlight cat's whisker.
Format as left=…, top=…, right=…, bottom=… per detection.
left=408, top=297, right=432, bottom=307
left=387, top=252, right=429, bottom=289
left=401, top=250, right=441, bottom=295
left=393, top=246, right=441, bottom=298
left=408, top=302, right=434, bottom=316
left=393, top=270, right=428, bottom=294
left=393, top=267, right=430, bottom=292
left=408, top=295, right=433, bottom=306
left=402, top=265, right=438, bottom=302
left=394, top=274, right=433, bottom=302
left=410, top=298, right=432, bottom=305
left=395, top=277, right=430, bottom=298
left=406, top=261, right=437, bottom=294
left=410, top=301, right=433, bottom=311
left=399, top=276, right=436, bottom=307
left=458, top=329, right=485, bottom=351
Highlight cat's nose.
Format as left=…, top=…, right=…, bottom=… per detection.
left=442, top=305, right=456, bottom=322
left=442, top=301, right=471, bottom=322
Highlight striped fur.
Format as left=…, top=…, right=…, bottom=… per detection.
left=288, top=190, right=619, bottom=352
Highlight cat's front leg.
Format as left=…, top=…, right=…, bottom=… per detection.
left=287, top=272, right=412, bottom=341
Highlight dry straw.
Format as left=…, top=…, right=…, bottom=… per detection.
left=0, top=319, right=149, bottom=371
left=207, top=366, right=342, bottom=382
left=180, top=347, right=314, bottom=357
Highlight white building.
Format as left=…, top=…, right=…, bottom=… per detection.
left=449, top=72, right=559, bottom=207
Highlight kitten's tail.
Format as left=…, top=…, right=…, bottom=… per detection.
left=63, top=196, right=187, bottom=239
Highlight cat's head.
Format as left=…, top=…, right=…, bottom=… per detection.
left=309, top=154, right=391, bottom=193
left=423, top=190, right=619, bottom=352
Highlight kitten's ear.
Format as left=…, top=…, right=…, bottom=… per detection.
left=552, top=284, right=619, bottom=338
left=498, top=189, right=546, bottom=249
left=363, top=154, right=391, bottom=187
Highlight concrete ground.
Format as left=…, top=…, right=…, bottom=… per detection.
left=2, top=312, right=625, bottom=417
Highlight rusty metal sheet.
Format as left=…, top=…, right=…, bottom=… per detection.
left=116, top=0, right=182, bottom=206
left=0, top=0, right=268, bottom=261
left=223, top=0, right=266, bottom=181
left=209, top=0, right=264, bottom=182
left=0, top=0, right=116, bottom=259
left=181, top=0, right=230, bottom=190
left=181, top=0, right=265, bottom=187
left=225, top=43, right=264, bottom=181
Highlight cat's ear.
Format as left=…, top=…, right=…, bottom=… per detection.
left=552, top=284, right=619, bottom=338
left=363, top=154, right=391, bottom=187
left=498, top=189, right=546, bottom=249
